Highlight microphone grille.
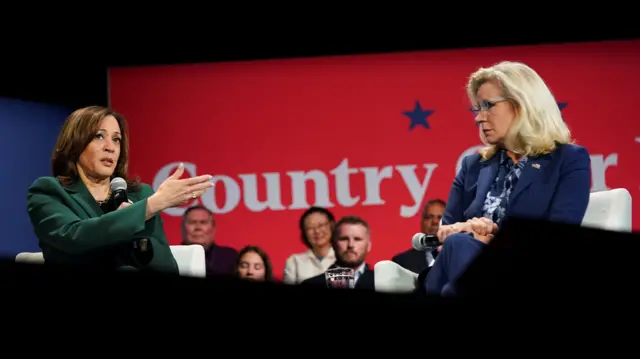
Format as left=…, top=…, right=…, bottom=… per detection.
left=110, top=177, right=127, bottom=192
left=411, top=233, right=424, bottom=250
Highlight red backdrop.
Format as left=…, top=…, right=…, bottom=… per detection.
left=109, top=39, right=640, bottom=279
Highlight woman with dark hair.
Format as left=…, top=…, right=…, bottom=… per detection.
left=235, top=246, right=274, bottom=282
left=283, top=206, right=336, bottom=284
left=26, top=106, right=213, bottom=272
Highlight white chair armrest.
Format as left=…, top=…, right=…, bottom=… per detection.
left=582, top=188, right=632, bottom=232
left=15, top=252, right=45, bottom=264
left=15, top=246, right=209, bottom=278
left=374, top=260, right=419, bottom=293
left=169, top=245, right=207, bottom=278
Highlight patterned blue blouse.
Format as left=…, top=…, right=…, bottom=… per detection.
left=481, top=151, right=528, bottom=226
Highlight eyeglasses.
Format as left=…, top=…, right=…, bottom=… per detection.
left=470, top=97, right=507, bottom=117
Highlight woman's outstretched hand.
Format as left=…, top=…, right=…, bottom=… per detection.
left=148, top=163, right=214, bottom=214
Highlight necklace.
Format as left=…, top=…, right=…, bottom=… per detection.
left=96, top=189, right=112, bottom=205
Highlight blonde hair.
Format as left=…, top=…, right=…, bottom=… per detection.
left=467, top=61, right=573, bottom=160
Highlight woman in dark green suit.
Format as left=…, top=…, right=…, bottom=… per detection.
left=26, top=106, right=213, bottom=273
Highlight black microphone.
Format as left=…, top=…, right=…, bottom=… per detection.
left=110, top=177, right=129, bottom=209
left=411, top=232, right=440, bottom=251
left=110, top=177, right=149, bottom=253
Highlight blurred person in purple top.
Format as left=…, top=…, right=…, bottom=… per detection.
left=181, top=205, right=238, bottom=277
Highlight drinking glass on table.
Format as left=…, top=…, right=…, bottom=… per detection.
left=324, top=267, right=355, bottom=289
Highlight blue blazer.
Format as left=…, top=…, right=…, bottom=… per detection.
left=442, top=143, right=591, bottom=227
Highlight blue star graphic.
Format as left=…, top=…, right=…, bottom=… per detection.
left=403, top=101, right=434, bottom=130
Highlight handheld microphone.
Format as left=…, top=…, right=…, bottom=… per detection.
left=411, top=232, right=440, bottom=251
left=110, top=177, right=149, bottom=253
left=110, top=177, right=128, bottom=209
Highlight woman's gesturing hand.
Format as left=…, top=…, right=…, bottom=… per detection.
left=152, top=163, right=214, bottom=211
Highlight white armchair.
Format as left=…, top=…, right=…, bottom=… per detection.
left=14, top=244, right=207, bottom=278
left=373, top=188, right=634, bottom=293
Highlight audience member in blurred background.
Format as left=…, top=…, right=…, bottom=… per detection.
left=26, top=106, right=212, bottom=272
left=302, top=215, right=374, bottom=290
left=283, top=207, right=336, bottom=284
left=423, top=61, right=591, bottom=296
left=181, top=205, right=238, bottom=277
left=392, top=198, right=446, bottom=273
left=235, top=245, right=274, bottom=282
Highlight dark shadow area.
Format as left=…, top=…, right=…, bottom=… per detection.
left=1, top=28, right=637, bottom=110
left=456, top=217, right=640, bottom=302
left=4, top=218, right=639, bottom=322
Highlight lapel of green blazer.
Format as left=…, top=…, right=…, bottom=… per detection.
left=63, top=180, right=103, bottom=218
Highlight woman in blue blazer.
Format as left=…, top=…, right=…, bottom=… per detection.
left=424, top=61, right=591, bottom=296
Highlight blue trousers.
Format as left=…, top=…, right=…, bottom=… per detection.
left=424, top=232, right=485, bottom=296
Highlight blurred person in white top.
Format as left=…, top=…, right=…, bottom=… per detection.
left=283, top=207, right=336, bottom=284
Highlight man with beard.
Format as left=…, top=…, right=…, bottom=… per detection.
left=301, top=216, right=374, bottom=290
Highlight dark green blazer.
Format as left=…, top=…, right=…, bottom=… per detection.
left=26, top=176, right=179, bottom=274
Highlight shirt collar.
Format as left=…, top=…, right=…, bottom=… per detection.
left=306, top=247, right=335, bottom=261
left=499, top=150, right=528, bottom=167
